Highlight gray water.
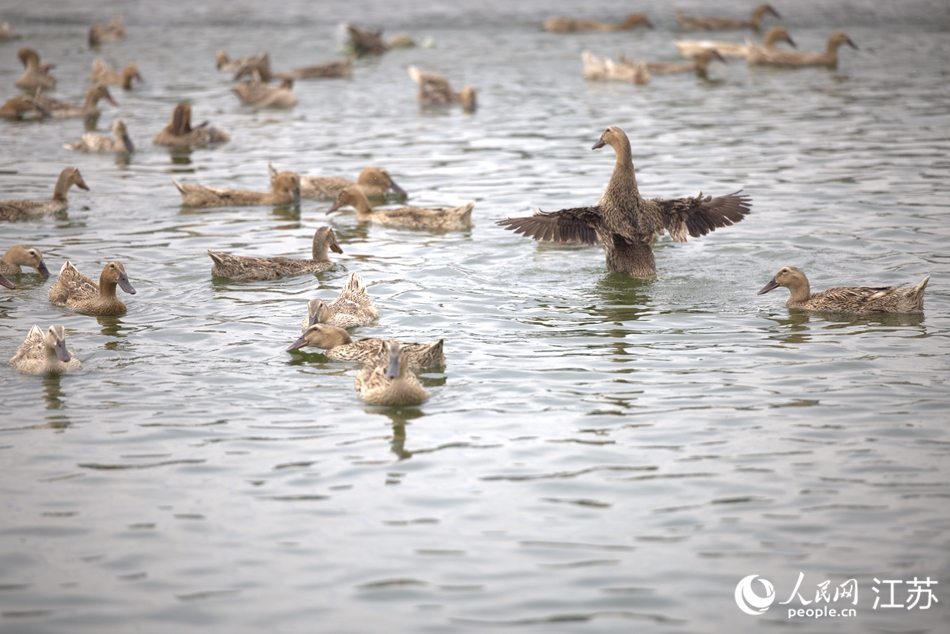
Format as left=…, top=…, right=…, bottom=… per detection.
left=1, top=1, right=949, bottom=632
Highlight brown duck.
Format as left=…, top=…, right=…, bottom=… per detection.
left=328, top=186, right=474, bottom=231
left=208, top=226, right=342, bottom=281
left=0, top=96, right=50, bottom=119
left=354, top=342, right=429, bottom=406
left=408, top=66, right=476, bottom=110
left=269, top=163, right=406, bottom=202
left=675, top=4, right=780, bottom=31
left=233, top=55, right=352, bottom=81
left=748, top=31, right=857, bottom=68
left=1, top=167, right=89, bottom=220
left=344, top=24, right=389, bottom=56
left=174, top=172, right=300, bottom=208
left=9, top=325, right=82, bottom=374
left=635, top=49, right=728, bottom=77
left=0, top=244, right=51, bottom=279
left=64, top=118, right=134, bottom=153
left=49, top=261, right=136, bottom=315
left=87, top=58, right=144, bottom=89
left=287, top=322, right=445, bottom=371
left=299, top=273, right=380, bottom=329
left=542, top=13, right=652, bottom=33
left=232, top=78, right=298, bottom=108
left=497, top=126, right=751, bottom=276
left=88, top=15, right=126, bottom=45
left=674, top=26, right=797, bottom=59
left=14, top=47, right=56, bottom=93
left=758, top=266, right=929, bottom=314
left=34, top=84, right=117, bottom=118
left=152, top=103, right=230, bottom=147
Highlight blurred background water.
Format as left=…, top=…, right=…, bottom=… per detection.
left=1, top=1, right=949, bottom=632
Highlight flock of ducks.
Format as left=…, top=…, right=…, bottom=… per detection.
left=0, top=8, right=932, bottom=404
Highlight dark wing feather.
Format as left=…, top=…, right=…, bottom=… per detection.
left=496, top=206, right=602, bottom=245
left=654, top=190, right=751, bottom=242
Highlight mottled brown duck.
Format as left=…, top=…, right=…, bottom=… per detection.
left=232, top=78, right=298, bottom=108
left=88, top=15, right=126, bottom=45
left=87, top=59, right=144, bottom=89
left=49, top=261, right=135, bottom=315
left=632, top=49, right=728, bottom=77
left=300, top=273, right=379, bottom=329
left=675, top=4, right=779, bottom=31
left=233, top=56, right=352, bottom=81
left=329, top=186, right=474, bottom=231
left=542, top=13, right=652, bottom=32
left=9, top=325, right=82, bottom=374
left=14, top=47, right=56, bottom=93
left=208, top=226, right=342, bottom=281
left=216, top=50, right=269, bottom=73
left=675, top=26, right=797, bottom=59
left=152, top=103, right=230, bottom=147
left=34, top=84, right=117, bottom=119
left=408, top=66, right=476, bottom=110
left=0, top=244, right=50, bottom=279
left=174, top=172, right=300, bottom=208
left=64, top=119, right=134, bottom=153
left=269, top=163, right=407, bottom=202
left=748, top=31, right=857, bottom=68
left=757, top=266, right=928, bottom=314
left=354, top=342, right=429, bottom=406
left=287, top=322, right=445, bottom=371
left=0, top=167, right=89, bottom=220
left=344, top=24, right=389, bottom=56
left=0, top=96, right=49, bottom=119
left=582, top=51, right=650, bottom=84
left=497, top=126, right=751, bottom=277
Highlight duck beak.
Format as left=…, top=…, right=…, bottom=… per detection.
left=292, top=187, right=301, bottom=203
left=384, top=350, right=402, bottom=380
left=327, top=199, right=342, bottom=215
left=847, top=37, right=858, bottom=50
left=54, top=339, right=72, bottom=363
left=118, top=273, right=136, bottom=295
left=36, top=261, right=51, bottom=278
left=135, top=72, right=145, bottom=83
left=757, top=278, right=779, bottom=295
left=0, top=274, right=14, bottom=289
left=286, top=334, right=309, bottom=351
left=331, top=243, right=344, bottom=254
left=121, top=133, right=134, bottom=153
left=592, top=137, right=606, bottom=150
left=77, top=177, right=90, bottom=191
left=389, top=181, right=407, bottom=196
left=787, top=35, right=797, bottom=49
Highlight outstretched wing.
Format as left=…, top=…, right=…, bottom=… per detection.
left=496, top=207, right=602, bottom=245
left=654, top=190, right=751, bottom=242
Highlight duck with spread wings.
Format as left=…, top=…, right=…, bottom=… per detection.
left=496, top=126, right=751, bottom=276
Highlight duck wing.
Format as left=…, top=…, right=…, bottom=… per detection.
left=496, top=206, right=603, bottom=244
left=653, top=190, right=751, bottom=242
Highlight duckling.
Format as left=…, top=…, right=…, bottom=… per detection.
left=88, top=14, right=126, bottom=46
left=408, top=66, right=476, bottom=110
left=675, top=4, right=780, bottom=31
left=152, top=103, right=230, bottom=147
left=216, top=50, right=270, bottom=73
left=232, top=78, right=297, bottom=108
left=174, top=172, right=300, bottom=208
left=344, top=24, right=389, bottom=56
left=0, top=273, right=13, bottom=289
left=87, top=59, right=144, bottom=89
left=300, top=273, right=379, bottom=329
left=14, top=47, right=56, bottom=93
left=0, top=167, right=89, bottom=220
left=288, top=322, right=445, bottom=370
left=542, top=13, right=653, bottom=33
left=233, top=56, right=352, bottom=81
left=675, top=26, right=797, bottom=60
left=9, top=325, right=82, bottom=374
left=354, top=342, right=428, bottom=406
left=268, top=162, right=407, bottom=202
left=48, top=261, right=136, bottom=315
left=208, top=226, right=342, bottom=281
left=328, top=186, right=474, bottom=231
left=748, top=31, right=857, bottom=68
left=757, top=266, right=928, bottom=314
left=0, top=244, right=50, bottom=279
left=34, top=84, right=117, bottom=119
left=635, top=49, right=728, bottom=77
left=0, top=96, right=50, bottom=119
left=582, top=51, right=650, bottom=84
left=497, top=126, right=751, bottom=277
left=64, top=118, right=134, bottom=153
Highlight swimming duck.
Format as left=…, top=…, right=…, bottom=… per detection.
left=268, top=163, right=407, bottom=202
left=48, top=261, right=135, bottom=315
left=0, top=96, right=50, bottom=119
left=152, top=103, right=230, bottom=147
left=344, top=24, right=389, bottom=56
left=408, top=66, right=476, bottom=110
left=234, top=56, right=352, bottom=81
left=64, top=119, right=134, bottom=153
left=0, top=273, right=13, bottom=289
left=232, top=78, right=298, bottom=108
left=87, top=59, right=144, bottom=90
left=14, top=47, right=56, bottom=93
left=497, top=126, right=751, bottom=277
left=328, top=186, right=474, bottom=231
left=0, top=167, right=89, bottom=220
left=0, top=244, right=51, bottom=279
left=208, top=226, right=342, bottom=281
left=174, top=172, right=300, bottom=208
left=635, top=49, right=728, bottom=77
left=287, top=322, right=445, bottom=370
left=88, top=15, right=126, bottom=46
left=675, top=4, right=780, bottom=31
left=542, top=13, right=653, bottom=32
left=354, top=342, right=429, bottom=406
left=217, top=50, right=270, bottom=72
left=748, top=31, right=857, bottom=68
left=582, top=51, right=650, bottom=84
left=300, top=273, right=380, bottom=329
left=674, top=26, right=797, bottom=60
left=9, top=325, right=82, bottom=374
left=34, top=84, right=117, bottom=119
left=757, top=266, right=928, bottom=314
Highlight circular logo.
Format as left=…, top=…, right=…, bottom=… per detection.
left=735, top=574, right=775, bottom=616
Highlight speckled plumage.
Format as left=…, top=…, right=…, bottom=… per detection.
left=232, top=78, right=297, bottom=108
left=408, top=66, right=476, bottom=110
left=48, top=261, right=136, bottom=315
left=300, top=273, right=379, bottom=330
left=174, top=172, right=300, bottom=208
left=269, top=163, right=407, bottom=202
left=88, top=14, right=125, bottom=45
left=152, top=103, right=230, bottom=147
left=329, top=186, right=474, bottom=231
left=287, top=322, right=445, bottom=370
left=758, top=266, right=929, bottom=314
left=64, top=119, right=134, bottom=153
left=88, top=59, right=143, bottom=89
left=675, top=4, right=779, bottom=31
left=9, top=325, right=82, bottom=374
left=354, top=342, right=429, bottom=406
left=344, top=24, right=389, bottom=56
left=209, top=226, right=342, bottom=281
left=1, top=167, right=89, bottom=220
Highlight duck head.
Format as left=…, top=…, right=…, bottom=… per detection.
left=358, top=167, right=407, bottom=197
left=3, top=245, right=50, bottom=278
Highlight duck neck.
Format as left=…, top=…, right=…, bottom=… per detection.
left=52, top=173, right=71, bottom=202
left=43, top=342, right=66, bottom=372
left=786, top=279, right=812, bottom=305
left=98, top=271, right=119, bottom=299
left=312, top=236, right=330, bottom=262
left=84, top=90, right=100, bottom=109
left=603, top=136, right=640, bottom=203
left=350, top=192, right=374, bottom=216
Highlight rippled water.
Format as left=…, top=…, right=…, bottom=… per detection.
left=2, top=1, right=949, bottom=632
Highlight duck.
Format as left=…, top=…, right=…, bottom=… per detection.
left=232, top=78, right=298, bottom=108
left=14, top=47, right=56, bottom=93
left=34, top=84, right=117, bottom=119
left=748, top=31, right=857, bottom=68
left=542, top=13, right=653, bottom=32
left=300, top=273, right=379, bottom=329
left=216, top=50, right=270, bottom=73
left=408, top=66, right=476, bottom=110
left=208, top=226, right=342, bottom=281
left=0, top=167, right=89, bottom=220
left=174, top=172, right=300, bottom=208
left=344, top=24, right=389, bottom=56
left=328, top=186, right=474, bottom=231
left=0, top=273, right=13, bottom=289
left=354, top=342, right=429, bottom=406
left=88, top=14, right=126, bottom=46
left=675, top=4, right=780, bottom=31
left=64, top=118, right=134, bottom=153
left=582, top=51, right=650, bottom=84
left=269, top=163, right=407, bottom=202
left=637, top=49, right=728, bottom=77
left=48, top=261, right=136, bottom=315
left=757, top=266, right=929, bottom=314
left=233, top=56, right=352, bottom=81
left=287, top=322, right=445, bottom=370
left=497, top=126, right=751, bottom=277
left=674, top=26, right=796, bottom=60
left=87, top=59, right=144, bottom=89
left=0, top=244, right=51, bottom=279
left=0, top=96, right=50, bottom=119
left=9, top=325, right=82, bottom=374
left=151, top=103, right=230, bottom=147
left=1, top=18, right=17, bottom=41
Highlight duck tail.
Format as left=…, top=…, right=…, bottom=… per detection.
left=912, top=275, right=930, bottom=309
left=457, top=201, right=475, bottom=221
left=267, top=161, right=278, bottom=181
left=207, top=250, right=224, bottom=266
left=342, top=271, right=366, bottom=297
left=172, top=179, right=185, bottom=194
left=408, top=65, right=423, bottom=84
